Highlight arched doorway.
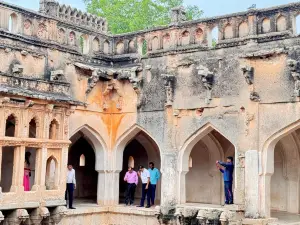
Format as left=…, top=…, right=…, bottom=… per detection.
left=178, top=124, right=235, bottom=205
left=261, top=122, right=300, bottom=218
left=69, top=134, right=98, bottom=203
left=116, top=127, right=161, bottom=206
left=270, top=132, right=300, bottom=214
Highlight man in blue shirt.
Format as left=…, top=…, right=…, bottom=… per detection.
left=148, top=162, right=160, bottom=206
left=216, top=156, right=234, bottom=205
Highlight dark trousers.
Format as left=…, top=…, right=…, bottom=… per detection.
left=224, top=181, right=233, bottom=204
left=149, top=184, right=156, bottom=205
left=125, top=183, right=136, bottom=205
left=65, top=183, right=74, bottom=208
left=140, top=183, right=150, bottom=206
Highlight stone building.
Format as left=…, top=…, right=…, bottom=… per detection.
left=0, top=0, right=299, bottom=224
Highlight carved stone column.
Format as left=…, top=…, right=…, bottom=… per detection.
left=162, top=74, right=176, bottom=107
left=160, top=153, right=177, bottom=214
left=197, top=65, right=214, bottom=104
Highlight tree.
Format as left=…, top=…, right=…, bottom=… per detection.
left=83, top=0, right=203, bottom=34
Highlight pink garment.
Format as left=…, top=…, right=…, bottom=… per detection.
left=124, top=171, right=138, bottom=185
left=23, top=168, right=30, bottom=191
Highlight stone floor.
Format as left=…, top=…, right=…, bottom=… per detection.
left=69, top=199, right=300, bottom=224
left=271, top=211, right=300, bottom=225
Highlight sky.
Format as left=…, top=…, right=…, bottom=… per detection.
left=2, top=0, right=298, bottom=17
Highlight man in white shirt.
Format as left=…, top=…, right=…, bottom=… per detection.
left=65, top=164, right=76, bottom=209
left=136, top=165, right=151, bottom=208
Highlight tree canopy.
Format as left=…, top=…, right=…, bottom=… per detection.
left=83, top=0, right=203, bottom=34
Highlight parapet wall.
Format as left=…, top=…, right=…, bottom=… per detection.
left=0, top=1, right=299, bottom=58
left=110, top=2, right=300, bottom=56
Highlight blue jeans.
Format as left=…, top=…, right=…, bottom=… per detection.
left=224, top=181, right=233, bottom=204
left=140, top=183, right=150, bottom=206
left=149, top=184, right=156, bottom=205
left=65, top=183, right=74, bottom=208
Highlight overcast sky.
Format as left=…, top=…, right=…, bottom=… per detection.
left=2, top=0, right=298, bottom=17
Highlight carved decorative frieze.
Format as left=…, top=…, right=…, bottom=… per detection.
left=12, top=64, right=24, bottom=75
left=0, top=137, right=70, bottom=148
left=287, top=59, right=300, bottom=97
left=162, top=74, right=175, bottom=106
left=241, top=65, right=254, bottom=85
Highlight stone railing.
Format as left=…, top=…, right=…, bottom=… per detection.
left=0, top=1, right=112, bottom=55
left=39, top=0, right=107, bottom=33
left=0, top=1, right=299, bottom=57
left=110, top=2, right=300, bottom=56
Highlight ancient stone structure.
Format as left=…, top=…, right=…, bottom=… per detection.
left=0, top=0, right=300, bottom=224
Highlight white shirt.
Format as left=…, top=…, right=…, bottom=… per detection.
left=140, top=168, right=150, bottom=184
left=66, top=169, right=76, bottom=185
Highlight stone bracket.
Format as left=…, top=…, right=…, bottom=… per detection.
left=241, top=65, right=254, bottom=85
left=50, top=70, right=67, bottom=82
left=287, top=59, right=300, bottom=97
left=197, top=65, right=214, bottom=104
left=162, top=74, right=176, bottom=107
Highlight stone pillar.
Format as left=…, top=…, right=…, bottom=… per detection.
left=160, top=152, right=177, bottom=214
left=31, top=148, right=42, bottom=191
left=105, top=170, right=120, bottom=205
left=0, top=146, right=2, bottom=193
left=11, top=145, right=25, bottom=192
left=248, top=13, right=257, bottom=36
left=177, top=170, right=187, bottom=204
left=39, top=147, right=48, bottom=191
left=259, top=173, right=271, bottom=218
left=234, top=152, right=245, bottom=206
left=245, top=150, right=259, bottom=218
left=96, top=170, right=106, bottom=205
left=60, top=147, right=68, bottom=189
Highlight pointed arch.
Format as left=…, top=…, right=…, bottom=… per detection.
left=177, top=122, right=235, bottom=204
left=260, top=119, right=300, bottom=217
left=115, top=124, right=162, bottom=205
left=5, top=113, right=18, bottom=137
left=49, top=119, right=59, bottom=140
left=70, top=124, right=106, bottom=171
left=45, top=156, right=58, bottom=190
left=29, top=117, right=38, bottom=138
left=114, top=124, right=161, bottom=172
left=8, top=13, right=18, bottom=33
left=178, top=122, right=234, bottom=172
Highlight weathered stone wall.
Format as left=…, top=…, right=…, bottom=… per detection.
left=0, top=0, right=300, bottom=224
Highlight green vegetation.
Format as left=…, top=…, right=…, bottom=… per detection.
left=83, top=0, right=203, bottom=34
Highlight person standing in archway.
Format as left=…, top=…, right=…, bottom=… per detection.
left=124, top=167, right=138, bottom=206
left=23, top=152, right=31, bottom=191
left=137, top=165, right=151, bottom=208
left=216, top=156, right=234, bottom=205
left=65, top=164, right=76, bottom=209
left=148, top=162, right=160, bottom=206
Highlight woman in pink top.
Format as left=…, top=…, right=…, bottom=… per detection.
left=124, top=167, right=138, bottom=206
